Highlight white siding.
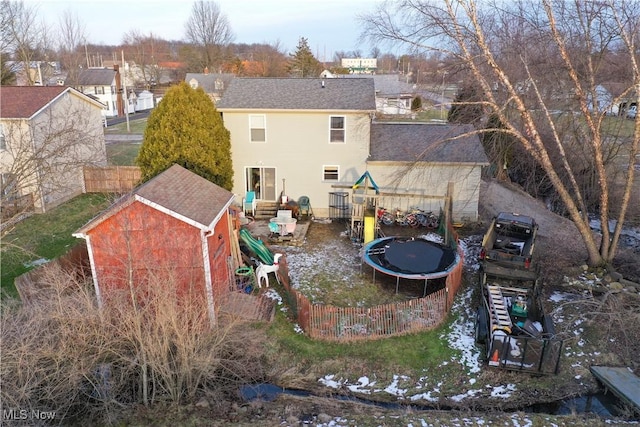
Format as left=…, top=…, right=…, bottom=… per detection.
left=225, top=110, right=371, bottom=217
left=367, top=162, right=482, bottom=222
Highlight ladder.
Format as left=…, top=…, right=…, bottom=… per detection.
left=487, top=285, right=512, bottom=334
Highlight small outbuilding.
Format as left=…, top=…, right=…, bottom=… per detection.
left=73, top=164, right=235, bottom=325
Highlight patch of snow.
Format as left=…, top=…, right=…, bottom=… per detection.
left=23, top=258, right=49, bottom=268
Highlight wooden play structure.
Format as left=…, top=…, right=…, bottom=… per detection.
left=348, top=171, right=455, bottom=243
left=350, top=171, right=381, bottom=243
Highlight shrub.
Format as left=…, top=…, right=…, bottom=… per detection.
left=1, top=265, right=267, bottom=424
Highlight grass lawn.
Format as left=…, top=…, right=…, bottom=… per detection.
left=104, top=118, right=147, bottom=134
left=106, top=141, right=142, bottom=166
left=265, top=307, right=461, bottom=392
left=1, top=193, right=112, bottom=297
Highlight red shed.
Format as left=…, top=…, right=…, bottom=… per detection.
left=74, top=164, right=235, bottom=326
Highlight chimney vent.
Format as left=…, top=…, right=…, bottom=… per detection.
left=321, top=80, right=325, bottom=88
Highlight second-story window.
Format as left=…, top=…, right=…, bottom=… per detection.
left=249, top=114, right=266, bottom=142
left=95, top=86, right=105, bottom=95
left=330, top=116, right=345, bottom=143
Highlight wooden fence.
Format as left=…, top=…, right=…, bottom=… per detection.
left=276, top=223, right=465, bottom=342
left=0, top=193, right=35, bottom=232
left=15, top=242, right=91, bottom=306
left=83, top=166, right=141, bottom=193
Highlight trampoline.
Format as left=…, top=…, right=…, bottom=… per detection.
left=362, top=236, right=461, bottom=296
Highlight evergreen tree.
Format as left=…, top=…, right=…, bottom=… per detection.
left=1, top=53, right=16, bottom=85
left=136, top=82, right=233, bottom=189
left=287, top=37, right=322, bottom=77
left=411, top=96, right=422, bottom=111
left=447, top=84, right=484, bottom=125
left=482, top=114, right=515, bottom=181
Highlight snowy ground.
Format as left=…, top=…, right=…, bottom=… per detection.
left=262, top=222, right=640, bottom=426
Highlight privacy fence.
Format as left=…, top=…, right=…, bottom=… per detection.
left=15, top=242, right=91, bottom=306
left=83, top=166, right=141, bottom=193
left=276, top=220, right=465, bottom=342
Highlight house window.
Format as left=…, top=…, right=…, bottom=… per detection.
left=0, top=124, right=5, bottom=150
left=323, top=166, right=339, bottom=181
left=330, top=116, right=345, bottom=143
left=95, top=86, right=105, bottom=95
left=249, top=115, right=266, bottom=142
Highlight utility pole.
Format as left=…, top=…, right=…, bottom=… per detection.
left=441, top=71, right=447, bottom=120
left=122, top=50, right=130, bottom=133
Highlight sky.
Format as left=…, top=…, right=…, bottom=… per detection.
left=30, top=0, right=384, bottom=61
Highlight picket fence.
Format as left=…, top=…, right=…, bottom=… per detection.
left=276, top=222, right=465, bottom=342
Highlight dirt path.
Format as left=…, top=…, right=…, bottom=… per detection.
left=478, top=179, right=590, bottom=281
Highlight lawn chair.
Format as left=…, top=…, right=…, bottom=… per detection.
left=243, top=191, right=256, bottom=216
left=298, top=196, right=312, bottom=218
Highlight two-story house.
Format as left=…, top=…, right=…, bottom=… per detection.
left=69, top=66, right=129, bottom=118
left=217, top=77, right=488, bottom=222
left=216, top=78, right=376, bottom=218
left=0, top=86, right=107, bottom=218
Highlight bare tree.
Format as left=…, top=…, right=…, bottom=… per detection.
left=1, top=89, right=107, bottom=227
left=361, top=0, right=640, bottom=268
left=248, top=41, right=288, bottom=77
left=122, top=30, right=170, bottom=89
left=184, top=0, right=234, bottom=72
left=56, top=8, right=86, bottom=85
left=1, top=0, right=50, bottom=85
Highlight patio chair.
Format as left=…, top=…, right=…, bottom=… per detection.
left=298, top=196, right=312, bottom=218
left=243, top=191, right=256, bottom=216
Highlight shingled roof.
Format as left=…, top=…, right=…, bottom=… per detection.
left=73, top=68, right=116, bottom=86
left=185, top=73, right=235, bottom=94
left=216, top=77, right=376, bottom=111
left=75, top=165, right=234, bottom=234
left=0, top=86, right=68, bottom=119
left=369, top=122, right=490, bottom=164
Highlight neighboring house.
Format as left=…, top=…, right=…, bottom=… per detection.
left=587, top=85, right=620, bottom=116
left=368, top=122, right=489, bottom=222
left=337, top=74, right=418, bottom=115
left=5, top=60, right=62, bottom=86
left=185, top=72, right=235, bottom=104
left=216, top=77, right=488, bottom=222
left=68, top=66, right=126, bottom=117
left=0, top=86, right=107, bottom=215
left=341, top=58, right=377, bottom=74
left=371, top=74, right=416, bottom=115
left=73, top=164, right=235, bottom=325
left=216, top=77, right=376, bottom=218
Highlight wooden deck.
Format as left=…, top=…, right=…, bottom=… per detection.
left=590, top=366, right=640, bottom=413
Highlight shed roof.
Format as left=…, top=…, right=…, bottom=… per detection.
left=216, top=77, right=376, bottom=111
left=0, top=86, right=101, bottom=119
left=369, top=122, right=490, bottom=164
left=75, top=165, right=234, bottom=234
